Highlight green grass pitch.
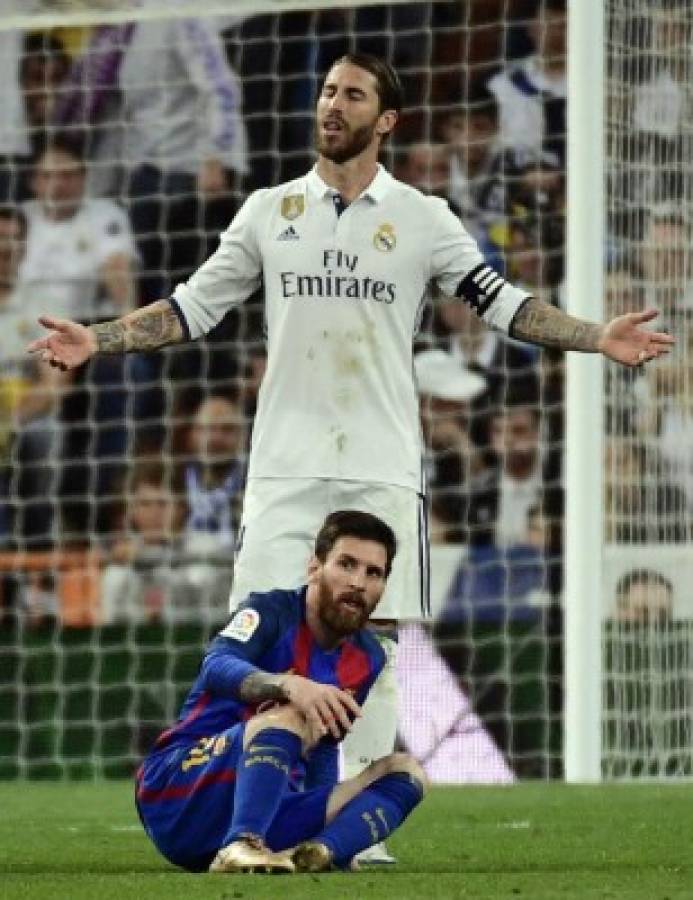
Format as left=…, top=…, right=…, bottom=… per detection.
left=2, top=782, right=692, bottom=899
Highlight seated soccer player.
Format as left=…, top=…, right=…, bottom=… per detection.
left=135, top=509, right=428, bottom=874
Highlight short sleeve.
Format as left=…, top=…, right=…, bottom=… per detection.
left=429, top=197, right=531, bottom=334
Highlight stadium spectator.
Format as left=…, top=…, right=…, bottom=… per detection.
left=603, top=264, right=645, bottom=321
left=100, top=462, right=231, bottom=624
left=17, top=133, right=138, bottom=541
left=396, top=142, right=451, bottom=201
left=631, top=337, right=693, bottom=522
left=397, top=138, right=503, bottom=268
left=486, top=0, right=567, bottom=166
left=135, top=509, right=427, bottom=874
left=0, top=205, right=70, bottom=546
left=20, top=33, right=70, bottom=162
left=505, top=178, right=565, bottom=304
left=60, top=12, right=249, bottom=303
left=20, top=134, right=137, bottom=321
left=424, top=298, right=539, bottom=454
left=603, top=435, right=690, bottom=543
left=0, top=19, right=33, bottom=203
left=466, top=382, right=563, bottom=565
left=630, top=5, right=693, bottom=203
left=638, top=205, right=693, bottom=328
left=604, top=564, right=686, bottom=777
left=31, top=51, right=673, bottom=863
left=181, top=391, right=246, bottom=555
left=414, top=349, right=486, bottom=544
left=613, top=569, right=674, bottom=626
left=438, top=81, right=506, bottom=240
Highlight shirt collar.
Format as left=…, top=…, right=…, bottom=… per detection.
left=305, top=163, right=392, bottom=205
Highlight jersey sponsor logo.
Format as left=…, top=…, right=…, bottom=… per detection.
left=281, top=194, right=305, bottom=221
left=277, top=225, right=300, bottom=241
left=280, top=246, right=397, bottom=302
left=280, top=271, right=396, bottom=303
left=222, top=607, right=260, bottom=642
left=373, top=223, right=396, bottom=253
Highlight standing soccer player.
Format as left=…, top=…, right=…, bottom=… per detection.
left=29, top=53, right=673, bottom=862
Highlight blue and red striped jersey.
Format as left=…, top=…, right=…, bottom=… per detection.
left=151, top=586, right=386, bottom=756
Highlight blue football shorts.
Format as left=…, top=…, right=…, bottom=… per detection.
left=136, top=722, right=333, bottom=872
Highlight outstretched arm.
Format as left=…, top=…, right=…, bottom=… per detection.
left=510, top=298, right=674, bottom=366
left=27, top=299, right=185, bottom=370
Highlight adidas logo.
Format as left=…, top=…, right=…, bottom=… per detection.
left=277, top=225, right=300, bottom=241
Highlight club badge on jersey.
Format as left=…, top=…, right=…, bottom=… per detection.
left=373, top=223, right=396, bottom=252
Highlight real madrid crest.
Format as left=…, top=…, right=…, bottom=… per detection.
left=281, top=194, right=305, bottom=221
left=373, top=223, right=396, bottom=252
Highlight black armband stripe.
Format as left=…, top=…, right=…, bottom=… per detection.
left=476, top=281, right=505, bottom=317
left=167, top=296, right=191, bottom=341
left=454, top=262, right=487, bottom=299
left=455, top=263, right=508, bottom=317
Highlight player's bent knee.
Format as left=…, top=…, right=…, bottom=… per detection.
left=382, top=751, right=430, bottom=794
left=243, top=703, right=310, bottom=748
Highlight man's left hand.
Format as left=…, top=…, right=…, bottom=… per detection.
left=598, top=308, right=674, bottom=367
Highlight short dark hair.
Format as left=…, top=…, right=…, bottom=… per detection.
left=38, top=131, right=87, bottom=168
left=20, top=32, right=70, bottom=86
left=0, top=204, right=27, bottom=239
left=128, top=461, right=183, bottom=497
left=330, top=53, right=404, bottom=114
left=616, top=569, right=673, bottom=600
left=314, top=509, right=397, bottom=577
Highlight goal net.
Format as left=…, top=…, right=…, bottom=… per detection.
left=602, top=0, right=693, bottom=778
left=1, top=0, right=686, bottom=783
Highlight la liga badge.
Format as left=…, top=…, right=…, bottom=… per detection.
left=222, top=608, right=261, bottom=642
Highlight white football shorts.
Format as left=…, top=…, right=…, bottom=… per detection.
left=228, top=477, right=430, bottom=621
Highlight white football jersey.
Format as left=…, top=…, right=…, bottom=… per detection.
left=0, top=287, right=42, bottom=379
left=172, top=165, right=530, bottom=491
left=19, top=199, right=138, bottom=321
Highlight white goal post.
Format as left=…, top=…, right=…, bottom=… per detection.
left=564, top=0, right=604, bottom=783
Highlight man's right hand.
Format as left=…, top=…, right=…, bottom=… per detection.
left=26, top=316, right=98, bottom=370
left=283, top=673, right=362, bottom=740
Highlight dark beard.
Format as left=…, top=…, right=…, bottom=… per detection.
left=315, top=121, right=377, bottom=164
left=316, top=577, right=369, bottom=637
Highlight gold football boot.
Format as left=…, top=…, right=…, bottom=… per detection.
left=291, top=841, right=335, bottom=873
left=209, top=834, right=296, bottom=873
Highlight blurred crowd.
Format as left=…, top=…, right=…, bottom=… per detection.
left=0, top=0, right=689, bottom=633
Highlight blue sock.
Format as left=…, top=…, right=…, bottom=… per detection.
left=224, top=727, right=302, bottom=844
left=313, top=772, right=424, bottom=867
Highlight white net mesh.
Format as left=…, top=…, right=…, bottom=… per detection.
left=0, top=0, right=569, bottom=780
left=603, top=0, right=693, bottom=778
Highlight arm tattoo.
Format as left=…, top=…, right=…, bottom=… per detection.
left=90, top=300, right=185, bottom=354
left=92, top=321, right=126, bottom=353
left=238, top=671, right=289, bottom=705
left=511, top=298, right=603, bottom=352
